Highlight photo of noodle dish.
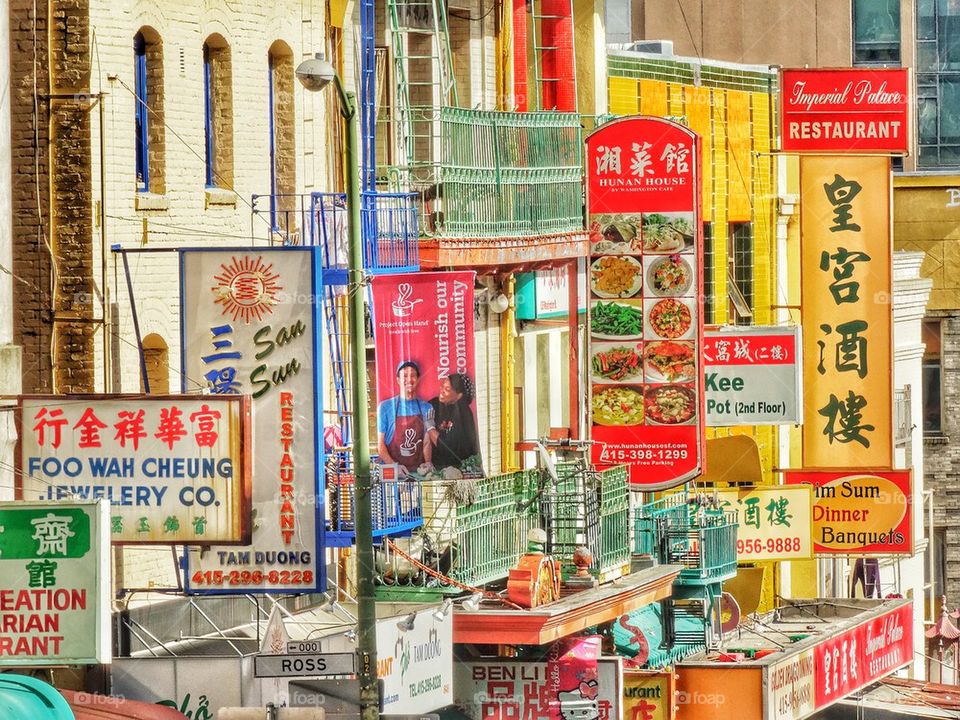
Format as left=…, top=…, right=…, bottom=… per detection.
left=644, top=384, right=697, bottom=425
left=589, top=214, right=643, bottom=254
left=646, top=254, right=693, bottom=297
left=642, top=212, right=695, bottom=253
left=644, top=341, right=696, bottom=383
left=645, top=298, right=694, bottom=340
left=590, top=255, right=643, bottom=298
left=592, top=385, right=645, bottom=426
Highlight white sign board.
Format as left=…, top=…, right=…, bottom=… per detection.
left=18, top=395, right=251, bottom=543
left=376, top=608, right=453, bottom=715
left=181, top=248, right=324, bottom=593
left=704, top=326, right=802, bottom=426
left=254, top=653, right=356, bottom=678
left=454, top=657, right=623, bottom=720
left=765, top=648, right=815, bottom=720
left=0, top=500, right=110, bottom=665
left=516, top=264, right=588, bottom=320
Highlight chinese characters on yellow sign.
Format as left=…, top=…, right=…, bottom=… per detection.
left=800, top=156, right=893, bottom=468
left=717, top=486, right=813, bottom=561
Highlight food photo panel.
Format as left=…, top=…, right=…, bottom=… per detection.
left=644, top=253, right=696, bottom=298
left=589, top=213, right=644, bottom=255
left=643, top=340, right=696, bottom=384
left=641, top=212, right=696, bottom=254
left=590, top=254, right=643, bottom=299
left=590, top=299, right=645, bottom=340
left=644, top=297, right=696, bottom=341
left=592, top=384, right=646, bottom=427
left=644, top=383, right=698, bottom=426
left=591, top=340, right=645, bottom=385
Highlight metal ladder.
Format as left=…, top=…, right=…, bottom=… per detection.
left=386, top=0, right=459, bottom=189
left=530, top=0, right=577, bottom=112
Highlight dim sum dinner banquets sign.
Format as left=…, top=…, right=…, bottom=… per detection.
left=0, top=501, right=110, bottom=665
left=16, top=395, right=251, bottom=544
left=585, top=116, right=704, bottom=489
left=181, top=248, right=325, bottom=594
left=780, top=68, right=910, bottom=154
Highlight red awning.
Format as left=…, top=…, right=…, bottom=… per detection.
left=60, top=690, right=187, bottom=720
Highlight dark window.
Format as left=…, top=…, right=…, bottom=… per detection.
left=203, top=43, right=215, bottom=187
left=268, top=53, right=277, bottom=230
left=923, top=319, right=943, bottom=434
left=916, top=0, right=960, bottom=168
left=729, top=222, right=754, bottom=326
left=134, top=33, right=148, bottom=192
left=703, top=223, right=714, bottom=324
left=853, top=0, right=901, bottom=65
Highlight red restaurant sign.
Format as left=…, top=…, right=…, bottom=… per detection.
left=585, top=116, right=705, bottom=489
left=780, top=68, right=910, bottom=153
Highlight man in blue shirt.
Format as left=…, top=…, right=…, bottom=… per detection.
left=377, top=361, right=435, bottom=474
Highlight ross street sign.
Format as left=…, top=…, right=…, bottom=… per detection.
left=254, top=652, right=356, bottom=678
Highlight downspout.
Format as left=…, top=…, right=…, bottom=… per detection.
left=500, top=275, right=517, bottom=470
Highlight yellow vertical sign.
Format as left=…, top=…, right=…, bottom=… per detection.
left=623, top=671, right=675, bottom=720
left=801, top=156, right=892, bottom=467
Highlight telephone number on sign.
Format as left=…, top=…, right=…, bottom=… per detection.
left=191, top=570, right=315, bottom=586
left=737, top=537, right=803, bottom=555
left=602, top=448, right=689, bottom=462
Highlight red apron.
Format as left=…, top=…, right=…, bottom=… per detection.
left=387, top=402, right=426, bottom=471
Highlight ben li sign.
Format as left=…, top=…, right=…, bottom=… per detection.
left=780, top=68, right=910, bottom=153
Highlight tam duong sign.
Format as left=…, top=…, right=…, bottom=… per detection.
left=704, top=327, right=802, bottom=426
left=17, top=395, right=251, bottom=543
left=181, top=248, right=325, bottom=593
left=0, top=500, right=110, bottom=665
left=780, top=68, right=910, bottom=153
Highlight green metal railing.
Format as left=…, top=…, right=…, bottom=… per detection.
left=392, top=107, right=585, bottom=238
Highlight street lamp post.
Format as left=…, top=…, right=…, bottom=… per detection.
left=296, top=54, right=379, bottom=720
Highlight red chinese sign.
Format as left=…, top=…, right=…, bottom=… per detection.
left=812, top=603, right=912, bottom=706
left=16, top=395, right=252, bottom=544
left=784, top=469, right=912, bottom=555
left=780, top=68, right=910, bottom=153
left=586, top=116, right=704, bottom=489
left=703, top=333, right=796, bottom=365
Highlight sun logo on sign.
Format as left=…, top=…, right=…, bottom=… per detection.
left=211, top=255, right=283, bottom=323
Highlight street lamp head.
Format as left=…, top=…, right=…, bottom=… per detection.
left=296, top=53, right=337, bottom=93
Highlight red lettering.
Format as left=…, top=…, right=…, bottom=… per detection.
left=280, top=515, right=294, bottom=529
left=280, top=484, right=294, bottom=498
left=281, top=407, right=293, bottom=422
left=280, top=392, right=293, bottom=406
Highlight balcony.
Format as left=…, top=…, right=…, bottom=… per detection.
left=389, top=107, right=589, bottom=268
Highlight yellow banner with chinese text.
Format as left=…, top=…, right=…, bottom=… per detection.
left=718, top=486, right=813, bottom=561
left=800, top=156, right=892, bottom=468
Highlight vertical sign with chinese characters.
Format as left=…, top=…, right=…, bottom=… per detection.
left=181, top=248, right=324, bottom=594
left=17, top=395, right=251, bottom=543
left=0, top=501, right=110, bottom=665
left=586, top=116, right=704, bottom=489
left=800, top=156, right=892, bottom=468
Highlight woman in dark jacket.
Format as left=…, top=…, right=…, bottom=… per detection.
left=429, top=373, right=480, bottom=471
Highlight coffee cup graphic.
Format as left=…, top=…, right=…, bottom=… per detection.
left=399, top=428, right=421, bottom=457
left=392, top=283, right=422, bottom=317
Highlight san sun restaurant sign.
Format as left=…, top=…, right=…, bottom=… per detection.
left=0, top=501, right=110, bottom=666
left=181, top=248, right=325, bottom=594
left=764, top=602, right=912, bottom=720
left=586, top=116, right=705, bottom=489
left=800, top=156, right=893, bottom=469
left=780, top=68, right=910, bottom=153
left=17, top=395, right=251, bottom=543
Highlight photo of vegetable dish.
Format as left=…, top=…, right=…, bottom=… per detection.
left=592, top=344, right=643, bottom=383
left=644, top=385, right=696, bottom=425
left=591, top=301, right=644, bottom=338
left=591, top=255, right=643, bottom=298
left=590, top=215, right=643, bottom=254
left=647, top=298, right=693, bottom=339
left=642, top=213, right=695, bottom=253
left=644, top=341, right=695, bottom=382
left=593, top=385, right=645, bottom=426
left=647, top=254, right=693, bottom=297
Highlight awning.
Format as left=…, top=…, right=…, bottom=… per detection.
left=0, top=675, right=74, bottom=720
left=419, top=232, right=590, bottom=269
left=700, top=434, right=763, bottom=484
left=61, top=689, right=187, bottom=720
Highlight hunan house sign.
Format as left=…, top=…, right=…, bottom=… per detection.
left=585, top=116, right=705, bottom=489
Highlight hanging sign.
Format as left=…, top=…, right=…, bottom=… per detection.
left=0, top=500, right=110, bottom=665
left=801, top=156, right=893, bottom=468
left=704, top=327, right=802, bottom=426
left=370, top=271, right=481, bottom=475
left=780, top=68, right=910, bottom=154
left=623, top=671, right=676, bottom=720
left=17, top=395, right=251, bottom=543
left=715, top=486, right=813, bottom=561
left=783, top=469, right=912, bottom=555
left=586, top=116, right=704, bottom=489
left=180, top=248, right=324, bottom=593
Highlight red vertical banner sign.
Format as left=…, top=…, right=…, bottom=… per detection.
left=546, top=635, right=603, bottom=720
left=585, top=116, right=705, bottom=489
left=370, top=272, right=481, bottom=475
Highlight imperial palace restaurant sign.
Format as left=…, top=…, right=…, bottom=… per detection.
left=780, top=68, right=910, bottom=154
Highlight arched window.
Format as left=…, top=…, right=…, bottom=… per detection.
left=268, top=41, right=295, bottom=231
left=203, top=35, right=233, bottom=188
left=134, top=28, right=164, bottom=194
left=141, top=334, right=170, bottom=394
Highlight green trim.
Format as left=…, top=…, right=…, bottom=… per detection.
left=608, top=55, right=777, bottom=94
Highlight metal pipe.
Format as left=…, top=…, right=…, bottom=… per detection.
left=99, top=92, right=110, bottom=392
left=117, top=247, right=151, bottom=393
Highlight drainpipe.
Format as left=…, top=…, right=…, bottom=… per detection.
left=500, top=275, right=517, bottom=470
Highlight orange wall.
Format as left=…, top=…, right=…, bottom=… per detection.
left=675, top=666, right=763, bottom=720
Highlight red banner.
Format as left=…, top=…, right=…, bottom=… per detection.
left=813, top=603, right=912, bottom=706
left=780, top=68, right=910, bottom=153
left=371, top=272, right=480, bottom=475
left=585, top=116, right=704, bottom=489
left=546, top=635, right=602, bottom=720
left=703, top=333, right=797, bottom=366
